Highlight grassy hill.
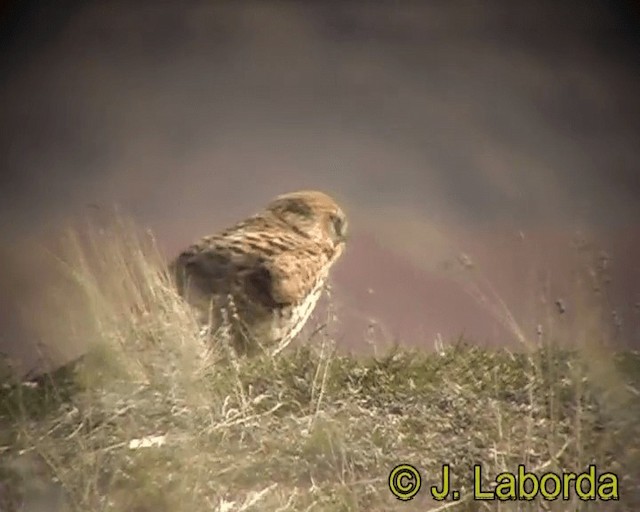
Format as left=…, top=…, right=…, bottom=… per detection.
left=1, top=216, right=638, bottom=511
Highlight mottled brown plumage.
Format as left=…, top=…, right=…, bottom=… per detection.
left=170, top=190, right=348, bottom=355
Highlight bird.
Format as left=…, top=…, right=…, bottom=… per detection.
left=169, top=190, right=348, bottom=356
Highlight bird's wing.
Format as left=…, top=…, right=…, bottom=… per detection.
left=171, top=241, right=255, bottom=297
left=245, top=249, right=325, bottom=306
left=172, top=236, right=327, bottom=308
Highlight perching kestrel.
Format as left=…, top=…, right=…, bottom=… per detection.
left=169, top=190, right=348, bottom=355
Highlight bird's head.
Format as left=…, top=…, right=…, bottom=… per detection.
left=266, top=190, right=348, bottom=253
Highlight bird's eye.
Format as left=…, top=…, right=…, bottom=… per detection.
left=329, top=213, right=346, bottom=241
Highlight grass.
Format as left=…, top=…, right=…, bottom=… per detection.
left=1, top=214, right=639, bottom=511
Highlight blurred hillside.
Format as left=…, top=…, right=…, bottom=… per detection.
left=1, top=1, right=639, bottom=371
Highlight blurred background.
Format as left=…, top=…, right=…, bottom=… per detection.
left=1, top=0, right=639, bottom=373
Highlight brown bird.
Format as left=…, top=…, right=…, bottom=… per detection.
left=169, top=190, right=348, bottom=356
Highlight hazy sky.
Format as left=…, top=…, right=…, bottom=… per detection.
left=1, top=1, right=639, bottom=371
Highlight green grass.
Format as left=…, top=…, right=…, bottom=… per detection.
left=1, top=214, right=638, bottom=511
